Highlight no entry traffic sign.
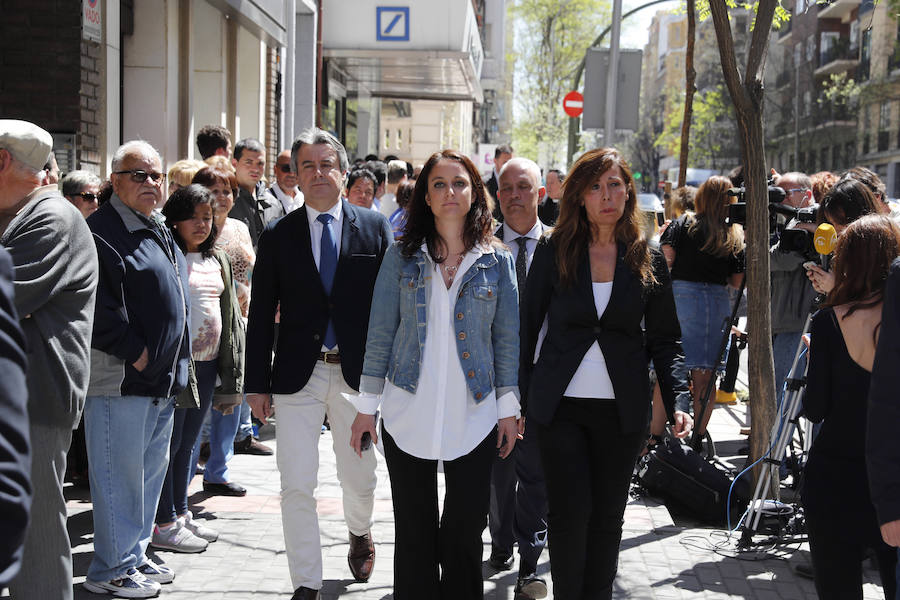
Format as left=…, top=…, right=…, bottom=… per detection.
left=563, top=90, right=584, bottom=118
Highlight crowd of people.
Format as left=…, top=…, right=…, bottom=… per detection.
left=1, top=115, right=900, bottom=600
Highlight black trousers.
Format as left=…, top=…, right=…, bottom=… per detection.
left=806, top=507, right=897, bottom=600
left=488, top=419, right=548, bottom=575
left=538, top=398, right=645, bottom=600
left=383, top=425, right=496, bottom=599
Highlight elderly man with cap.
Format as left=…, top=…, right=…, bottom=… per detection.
left=82, top=140, right=193, bottom=598
left=0, top=120, right=98, bottom=600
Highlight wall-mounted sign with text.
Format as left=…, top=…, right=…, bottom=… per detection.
left=83, top=0, right=102, bottom=43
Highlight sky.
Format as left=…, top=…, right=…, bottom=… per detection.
left=620, top=0, right=680, bottom=49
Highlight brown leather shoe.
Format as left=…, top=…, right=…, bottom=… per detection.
left=348, top=531, right=375, bottom=582
left=290, top=586, right=318, bottom=600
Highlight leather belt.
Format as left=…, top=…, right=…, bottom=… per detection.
left=318, top=351, right=341, bottom=364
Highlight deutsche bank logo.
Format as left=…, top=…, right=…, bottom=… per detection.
left=376, top=7, right=410, bottom=41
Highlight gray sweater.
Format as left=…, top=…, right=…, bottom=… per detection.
left=0, top=187, right=98, bottom=428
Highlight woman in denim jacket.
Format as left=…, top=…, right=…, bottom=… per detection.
left=350, top=150, right=519, bottom=599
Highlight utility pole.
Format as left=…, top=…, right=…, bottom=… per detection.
left=604, top=0, right=623, bottom=148
left=565, top=0, right=672, bottom=167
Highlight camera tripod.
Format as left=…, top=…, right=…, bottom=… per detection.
left=738, top=313, right=814, bottom=546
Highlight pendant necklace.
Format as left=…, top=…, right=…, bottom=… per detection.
left=442, top=252, right=464, bottom=286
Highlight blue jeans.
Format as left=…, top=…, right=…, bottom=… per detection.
left=234, top=397, right=253, bottom=442
left=156, top=361, right=215, bottom=524
left=84, top=395, right=174, bottom=582
left=202, top=395, right=241, bottom=484
left=773, top=331, right=806, bottom=404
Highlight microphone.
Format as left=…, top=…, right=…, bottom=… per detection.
left=814, top=223, right=837, bottom=270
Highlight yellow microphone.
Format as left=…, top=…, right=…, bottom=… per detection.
left=813, top=223, right=837, bottom=269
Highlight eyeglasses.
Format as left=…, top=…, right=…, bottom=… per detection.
left=786, top=188, right=809, bottom=194
left=79, top=192, right=98, bottom=202
left=113, top=170, right=166, bottom=185
left=277, top=164, right=293, bottom=174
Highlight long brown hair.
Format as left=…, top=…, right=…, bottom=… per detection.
left=826, top=214, right=900, bottom=317
left=554, top=147, right=654, bottom=287
left=399, top=150, right=494, bottom=261
left=687, top=175, right=744, bottom=257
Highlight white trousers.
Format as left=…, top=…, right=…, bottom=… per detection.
left=274, top=360, right=377, bottom=590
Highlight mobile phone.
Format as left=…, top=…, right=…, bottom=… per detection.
left=360, top=432, right=372, bottom=452
left=802, top=261, right=816, bottom=271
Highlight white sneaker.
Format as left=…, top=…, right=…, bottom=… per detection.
left=137, top=558, right=175, bottom=584
left=183, top=510, right=219, bottom=542
left=83, top=567, right=161, bottom=598
left=150, top=520, right=208, bottom=553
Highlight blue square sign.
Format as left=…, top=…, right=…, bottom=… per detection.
left=376, top=6, right=409, bottom=41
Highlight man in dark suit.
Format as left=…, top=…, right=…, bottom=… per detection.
left=868, top=257, right=900, bottom=584
left=0, top=245, right=29, bottom=593
left=489, top=157, right=551, bottom=599
left=485, top=144, right=514, bottom=222
left=538, top=168, right=564, bottom=226
left=246, top=128, right=393, bottom=600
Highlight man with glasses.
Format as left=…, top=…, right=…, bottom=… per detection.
left=61, top=170, right=102, bottom=219
left=263, top=149, right=304, bottom=223
left=1, top=120, right=98, bottom=600
left=770, top=172, right=818, bottom=409
left=82, top=140, right=192, bottom=598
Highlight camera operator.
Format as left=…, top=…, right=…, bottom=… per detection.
left=770, top=172, right=819, bottom=404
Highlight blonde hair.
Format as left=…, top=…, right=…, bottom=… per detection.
left=205, top=155, right=235, bottom=173
left=167, top=159, right=207, bottom=190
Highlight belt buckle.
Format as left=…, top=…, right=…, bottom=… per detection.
left=322, top=350, right=340, bottom=363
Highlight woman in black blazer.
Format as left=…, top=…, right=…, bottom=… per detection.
left=520, top=147, right=693, bottom=599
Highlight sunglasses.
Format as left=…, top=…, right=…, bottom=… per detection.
left=277, top=164, right=293, bottom=174
left=113, top=169, right=166, bottom=185
left=79, top=192, right=98, bottom=202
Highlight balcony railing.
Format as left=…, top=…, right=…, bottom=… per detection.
left=819, top=41, right=859, bottom=68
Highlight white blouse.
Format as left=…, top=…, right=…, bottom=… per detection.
left=353, top=245, right=520, bottom=461
left=564, top=281, right=616, bottom=399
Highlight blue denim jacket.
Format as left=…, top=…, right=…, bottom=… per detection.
left=360, top=241, right=520, bottom=404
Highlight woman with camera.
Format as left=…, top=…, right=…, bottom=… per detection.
left=803, top=214, right=900, bottom=599
left=350, top=150, right=519, bottom=599
left=520, top=147, right=692, bottom=599
left=658, top=175, right=744, bottom=438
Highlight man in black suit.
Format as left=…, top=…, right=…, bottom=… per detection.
left=868, top=257, right=900, bottom=581
left=246, top=128, right=393, bottom=600
left=485, top=144, right=513, bottom=222
left=0, top=245, right=29, bottom=593
left=538, top=168, right=564, bottom=226
left=489, top=157, right=551, bottom=599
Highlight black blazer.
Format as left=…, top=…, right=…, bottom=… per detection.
left=867, top=257, right=900, bottom=526
left=537, top=197, right=560, bottom=226
left=520, top=236, right=691, bottom=433
left=245, top=200, right=393, bottom=394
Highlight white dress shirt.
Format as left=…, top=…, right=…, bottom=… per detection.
left=270, top=182, right=304, bottom=214
left=564, top=281, right=616, bottom=399
left=354, top=245, right=520, bottom=461
left=501, top=220, right=542, bottom=272
left=305, top=201, right=343, bottom=351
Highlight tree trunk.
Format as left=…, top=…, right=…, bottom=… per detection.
left=677, top=0, right=697, bottom=188
left=708, top=0, right=779, bottom=486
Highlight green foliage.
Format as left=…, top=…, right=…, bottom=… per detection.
left=693, top=0, right=790, bottom=27
left=509, top=0, right=611, bottom=167
left=819, top=72, right=860, bottom=108
left=656, top=85, right=737, bottom=169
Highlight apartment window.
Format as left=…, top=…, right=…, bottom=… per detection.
left=846, top=141, right=856, bottom=164
left=804, top=90, right=811, bottom=116
left=881, top=101, right=891, bottom=131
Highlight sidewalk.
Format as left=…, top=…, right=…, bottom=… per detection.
left=62, top=399, right=887, bottom=599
